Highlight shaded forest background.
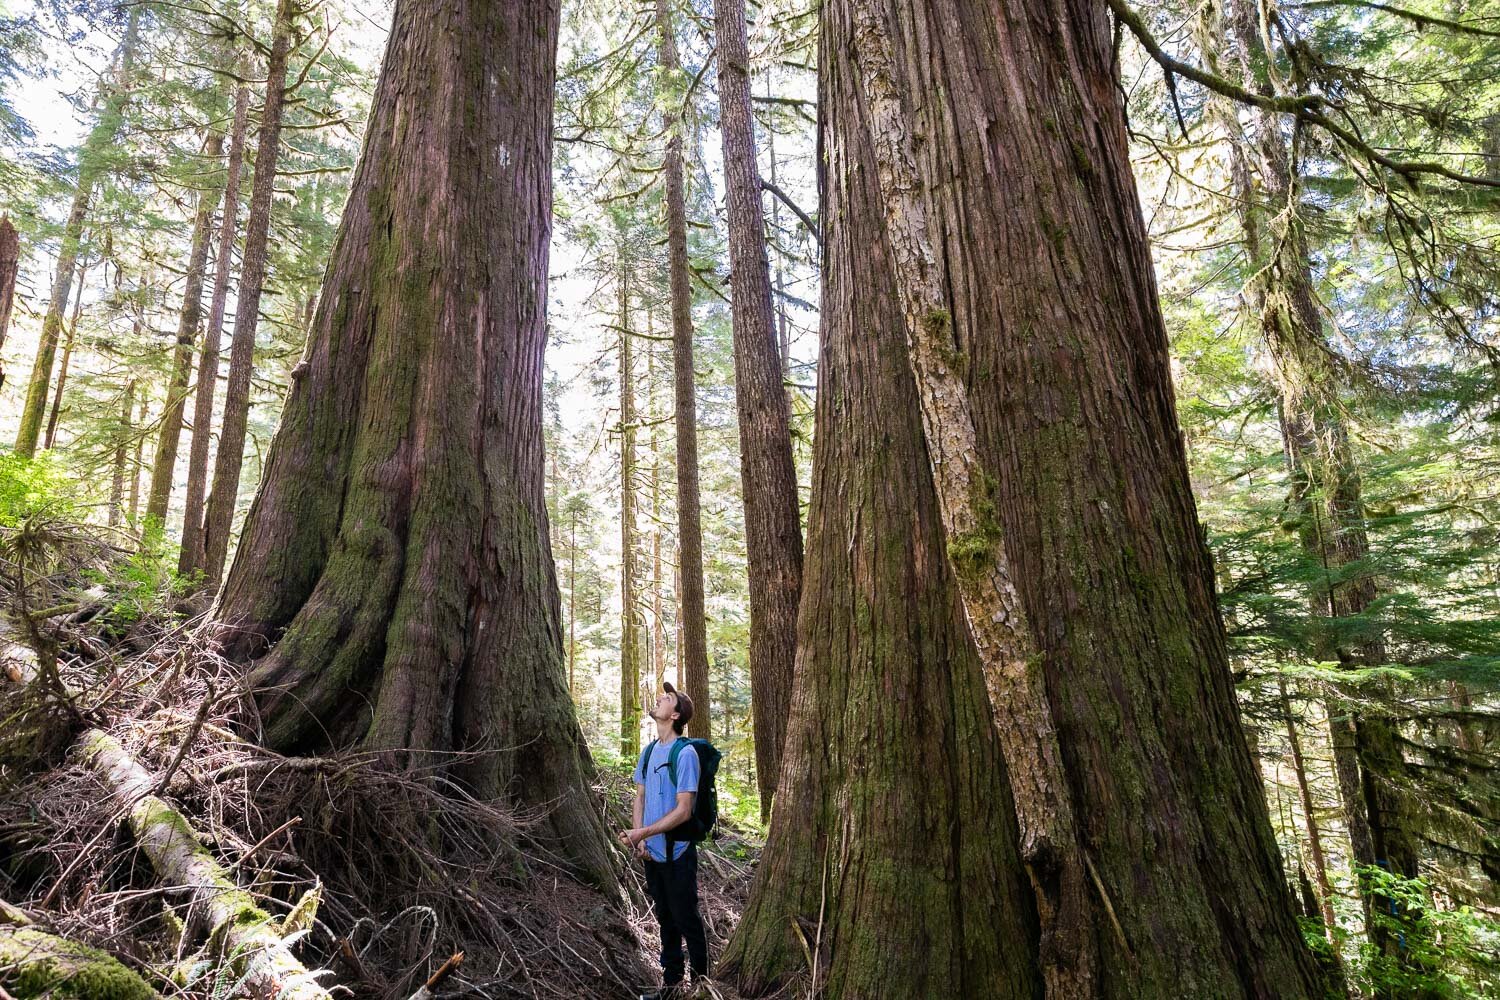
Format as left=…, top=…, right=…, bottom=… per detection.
left=0, top=0, right=1496, bottom=994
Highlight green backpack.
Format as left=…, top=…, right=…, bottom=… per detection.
left=638, top=736, right=723, bottom=845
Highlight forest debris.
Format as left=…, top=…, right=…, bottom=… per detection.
left=405, top=950, right=462, bottom=1000
left=79, top=728, right=337, bottom=1000
left=0, top=923, right=159, bottom=1000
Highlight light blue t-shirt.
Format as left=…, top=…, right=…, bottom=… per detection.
left=634, top=738, right=700, bottom=862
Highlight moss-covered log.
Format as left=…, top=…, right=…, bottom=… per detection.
left=0, top=924, right=158, bottom=1000
left=81, top=730, right=335, bottom=1000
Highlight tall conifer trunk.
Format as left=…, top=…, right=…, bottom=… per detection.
left=714, top=0, right=802, bottom=814
left=722, top=0, right=1320, bottom=992
left=129, top=392, right=148, bottom=531
left=180, top=81, right=250, bottom=577
left=15, top=13, right=139, bottom=457
left=148, top=131, right=226, bottom=526
left=109, top=380, right=136, bottom=529
left=201, top=0, right=296, bottom=582
left=655, top=0, right=712, bottom=733
left=1279, top=680, right=1342, bottom=958
left=1204, top=0, right=1416, bottom=947
left=213, top=0, right=616, bottom=887
left=618, top=259, right=642, bottom=760
left=717, top=67, right=1042, bottom=990
left=0, top=216, right=18, bottom=381
left=44, top=261, right=87, bottom=450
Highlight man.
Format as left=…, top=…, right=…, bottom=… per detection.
left=620, top=682, right=708, bottom=998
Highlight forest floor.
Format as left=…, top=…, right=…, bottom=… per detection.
left=0, top=521, right=768, bottom=999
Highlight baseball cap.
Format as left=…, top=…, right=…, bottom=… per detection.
left=662, top=681, right=694, bottom=727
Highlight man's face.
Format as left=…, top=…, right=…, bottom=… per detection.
left=650, top=691, right=678, bottom=722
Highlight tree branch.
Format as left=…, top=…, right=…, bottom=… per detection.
left=761, top=179, right=820, bottom=244
left=1106, top=0, right=1500, bottom=188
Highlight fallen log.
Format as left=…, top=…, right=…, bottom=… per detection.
left=0, top=922, right=159, bottom=1000
left=80, top=729, right=336, bottom=1000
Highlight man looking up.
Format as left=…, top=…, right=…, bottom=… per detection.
left=620, top=682, right=708, bottom=997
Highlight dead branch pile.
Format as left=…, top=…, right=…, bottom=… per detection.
left=0, top=515, right=762, bottom=999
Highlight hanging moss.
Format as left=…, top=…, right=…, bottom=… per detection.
left=0, top=926, right=159, bottom=1000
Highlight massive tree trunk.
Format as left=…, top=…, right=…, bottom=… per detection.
left=656, top=0, right=712, bottom=733
left=15, top=13, right=138, bottom=458
left=714, top=0, right=803, bottom=819
left=1206, top=0, right=1417, bottom=948
left=618, top=258, right=642, bottom=760
left=723, top=0, right=1321, bottom=993
left=201, top=0, right=295, bottom=582
left=0, top=216, right=17, bottom=383
left=148, top=131, right=226, bottom=527
left=180, top=81, right=250, bottom=578
left=212, top=0, right=617, bottom=888
left=716, top=66, right=1043, bottom=993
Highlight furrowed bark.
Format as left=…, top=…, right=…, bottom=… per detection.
left=202, top=0, right=296, bottom=583
left=81, top=730, right=335, bottom=1000
left=213, top=0, right=618, bottom=888
left=716, top=68, right=1042, bottom=988
left=843, top=5, right=1095, bottom=995
left=147, top=131, right=226, bottom=527
left=656, top=0, right=711, bottom=733
left=180, top=80, right=249, bottom=578
left=725, top=0, right=1323, bottom=991
left=15, top=13, right=138, bottom=458
left=714, top=0, right=803, bottom=816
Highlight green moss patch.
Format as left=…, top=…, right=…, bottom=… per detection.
left=1, top=925, right=159, bottom=1000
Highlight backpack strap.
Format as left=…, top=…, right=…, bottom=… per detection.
left=664, top=737, right=688, bottom=862
left=666, top=736, right=688, bottom=788
left=636, top=740, right=655, bottom=784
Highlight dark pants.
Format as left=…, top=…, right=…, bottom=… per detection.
left=643, top=843, right=708, bottom=985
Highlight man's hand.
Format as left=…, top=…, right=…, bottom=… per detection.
left=619, top=827, right=649, bottom=848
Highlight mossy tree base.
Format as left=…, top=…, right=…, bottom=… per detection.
left=210, top=0, right=617, bottom=890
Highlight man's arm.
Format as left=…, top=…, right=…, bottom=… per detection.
left=632, top=783, right=645, bottom=830
left=625, top=790, right=695, bottom=845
